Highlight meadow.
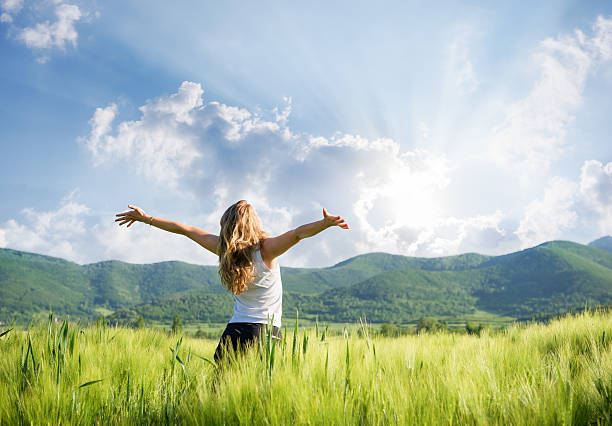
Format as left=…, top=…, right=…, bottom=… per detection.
left=0, top=310, right=610, bottom=425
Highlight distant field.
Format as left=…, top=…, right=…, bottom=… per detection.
left=1, top=309, right=610, bottom=424
left=142, top=309, right=518, bottom=338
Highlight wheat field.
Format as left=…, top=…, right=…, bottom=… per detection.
left=0, top=310, right=610, bottom=425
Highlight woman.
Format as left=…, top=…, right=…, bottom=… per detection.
left=115, top=200, right=348, bottom=362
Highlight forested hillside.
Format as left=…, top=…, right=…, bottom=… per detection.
left=589, top=236, right=612, bottom=253
left=1, top=238, right=611, bottom=324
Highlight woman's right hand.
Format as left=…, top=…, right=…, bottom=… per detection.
left=322, top=208, right=349, bottom=229
left=115, top=205, right=150, bottom=228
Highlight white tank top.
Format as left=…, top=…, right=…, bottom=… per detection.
left=228, top=248, right=283, bottom=327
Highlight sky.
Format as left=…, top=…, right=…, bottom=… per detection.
left=1, top=1, right=612, bottom=268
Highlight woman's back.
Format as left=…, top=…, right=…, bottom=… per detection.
left=229, top=247, right=283, bottom=327
left=115, top=201, right=347, bottom=363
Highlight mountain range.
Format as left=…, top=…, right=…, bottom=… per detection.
left=1, top=236, right=611, bottom=324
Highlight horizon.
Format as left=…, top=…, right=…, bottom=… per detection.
left=1, top=2, right=612, bottom=268
left=2, top=235, right=610, bottom=269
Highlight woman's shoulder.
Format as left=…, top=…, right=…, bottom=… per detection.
left=258, top=239, right=279, bottom=271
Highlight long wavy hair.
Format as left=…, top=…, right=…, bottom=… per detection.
left=218, top=200, right=268, bottom=295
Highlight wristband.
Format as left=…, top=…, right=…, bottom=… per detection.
left=149, top=216, right=154, bottom=226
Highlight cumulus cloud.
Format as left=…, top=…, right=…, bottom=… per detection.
left=0, top=189, right=221, bottom=265
left=490, top=16, right=612, bottom=176
left=78, top=81, right=515, bottom=266
left=80, top=82, right=205, bottom=186
left=17, top=3, right=81, bottom=49
left=0, top=190, right=92, bottom=262
left=515, top=177, right=578, bottom=248
left=272, top=97, right=292, bottom=125
left=83, top=103, right=118, bottom=162
left=0, top=0, right=22, bottom=23
left=515, top=158, right=612, bottom=247
left=1, top=0, right=22, bottom=14
left=1, top=1, right=89, bottom=61
left=92, top=216, right=219, bottom=266
left=580, top=160, right=612, bottom=233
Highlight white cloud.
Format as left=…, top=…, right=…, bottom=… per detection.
left=81, top=103, right=118, bottom=164
left=35, top=54, right=50, bottom=64
left=421, top=212, right=509, bottom=256
left=80, top=81, right=514, bottom=266
left=515, top=177, right=578, bottom=248
left=590, top=15, right=612, bottom=62
left=93, top=218, right=219, bottom=266
left=515, top=157, right=612, bottom=247
left=1, top=1, right=90, bottom=61
left=490, top=16, right=612, bottom=176
left=18, top=3, right=80, bottom=48
left=272, top=97, right=292, bottom=125
left=353, top=159, right=510, bottom=256
left=1, top=0, right=23, bottom=14
left=0, top=0, right=22, bottom=23
left=17, top=3, right=81, bottom=50
left=0, top=189, right=220, bottom=265
left=0, top=190, right=92, bottom=262
left=80, top=82, right=204, bottom=186
left=352, top=149, right=451, bottom=252
left=580, top=160, right=612, bottom=233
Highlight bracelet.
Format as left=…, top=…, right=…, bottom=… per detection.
left=148, top=216, right=154, bottom=226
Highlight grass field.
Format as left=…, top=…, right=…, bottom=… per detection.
left=145, top=309, right=518, bottom=338
left=0, top=310, right=610, bottom=425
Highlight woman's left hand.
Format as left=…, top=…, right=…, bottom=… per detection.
left=115, top=205, right=149, bottom=228
left=322, top=208, right=349, bottom=229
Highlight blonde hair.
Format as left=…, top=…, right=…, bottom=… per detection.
left=218, top=200, right=268, bottom=295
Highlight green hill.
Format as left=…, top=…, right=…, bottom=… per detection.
left=1, top=240, right=611, bottom=324
left=0, top=249, right=92, bottom=321
left=472, top=242, right=612, bottom=315
left=291, top=241, right=612, bottom=321
left=0, top=248, right=222, bottom=322
left=280, top=251, right=490, bottom=293
left=589, top=236, right=612, bottom=253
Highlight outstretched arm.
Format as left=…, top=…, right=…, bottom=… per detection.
left=115, top=205, right=219, bottom=255
left=261, top=208, right=348, bottom=263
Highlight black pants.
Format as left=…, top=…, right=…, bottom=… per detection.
left=214, top=322, right=282, bottom=363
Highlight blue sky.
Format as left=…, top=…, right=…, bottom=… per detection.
left=1, top=0, right=612, bottom=267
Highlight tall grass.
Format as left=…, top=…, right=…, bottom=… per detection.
left=0, top=309, right=610, bottom=425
